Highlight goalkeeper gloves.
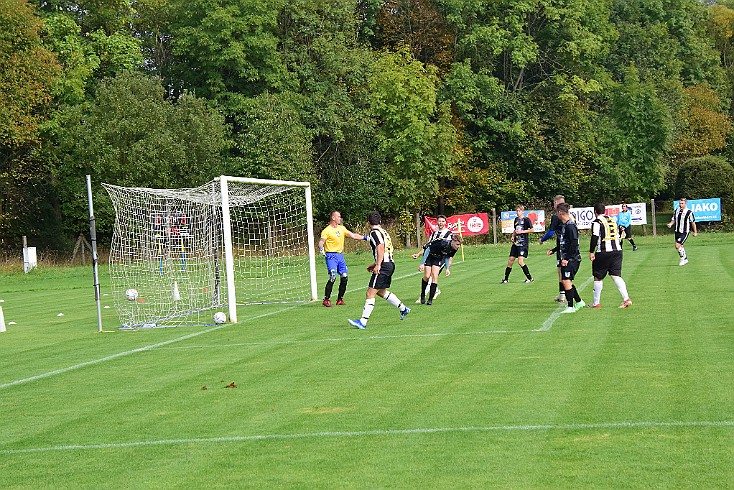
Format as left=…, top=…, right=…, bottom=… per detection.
left=319, top=247, right=325, bottom=256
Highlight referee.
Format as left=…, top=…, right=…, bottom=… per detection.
left=666, top=197, right=697, bottom=266
left=589, top=203, right=632, bottom=309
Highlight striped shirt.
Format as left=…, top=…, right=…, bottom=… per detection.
left=368, top=226, right=395, bottom=263
left=590, top=215, right=622, bottom=253
left=428, top=227, right=452, bottom=243
left=672, top=207, right=695, bottom=233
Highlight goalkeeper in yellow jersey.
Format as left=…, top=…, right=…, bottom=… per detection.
left=318, top=210, right=369, bottom=307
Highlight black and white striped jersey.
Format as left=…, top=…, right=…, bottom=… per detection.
left=590, top=215, right=622, bottom=253
left=368, top=226, right=395, bottom=263
left=428, top=227, right=452, bottom=243
left=672, top=207, right=695, bottom=233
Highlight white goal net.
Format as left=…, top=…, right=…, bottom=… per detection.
left=103, top=176, right=317, bottom=329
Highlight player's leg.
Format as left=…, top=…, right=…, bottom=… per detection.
left=336, top=255, right=348, bottom=304
left=349, top=277, right=379, bottom=328
left=503, top=254, right=516, bottom=283
left=426, top=265, right=440, bottom=304
left=378, top=263, right=410, bottom=319
left=555, top=265, right=566, bottom=303
left=323, top=255, right=337, bottom=307
left=518, top=252, right=532, bottom=282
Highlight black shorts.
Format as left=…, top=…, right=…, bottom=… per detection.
left=592, top=251, right=622, bottom=279
left=509, top=244, right=528, bottom=258
left=369, top=262, right=394, bottom=290
left=425, top=255, right=444, bottom=268
left=619, top=225, right=632, bottom=238
left=675, top=232, right=690, bottom=245
left=560, top=260, right=580, bottom=281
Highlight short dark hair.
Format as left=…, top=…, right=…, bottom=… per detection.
left=368, top=210, right=382, bottom=225
left=557, top=202, right=570, bottom=214
left=594, top=203, right=605, bottom=215
left=437, top=214, right=447, bottom=220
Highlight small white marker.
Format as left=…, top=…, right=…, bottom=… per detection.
left=57, top=313, right=64, bottom=317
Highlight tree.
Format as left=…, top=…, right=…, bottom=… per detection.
left=675, top=155, right=734, bottom=217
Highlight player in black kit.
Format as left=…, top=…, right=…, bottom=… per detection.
left=501, top=204, right=534, bottom=284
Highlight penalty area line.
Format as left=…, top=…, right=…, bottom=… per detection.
left=2, top=420, right=732, bottom=455
left=535, top=276, right=594, bottom=332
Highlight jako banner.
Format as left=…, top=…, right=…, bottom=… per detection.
left=674, top=198, right=721, bottom=222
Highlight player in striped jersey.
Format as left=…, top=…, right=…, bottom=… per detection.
left=666, top=197, right=697, bottom=266
left=412, top=215, right=452, bottom=303
left=417, top=236, right=462, bottom=305
left=348, top=211, right=410, bottom=329
left=589, top=203, right=632, bottom=308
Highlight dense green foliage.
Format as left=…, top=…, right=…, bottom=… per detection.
left=2, top=0, right=734, bottom=250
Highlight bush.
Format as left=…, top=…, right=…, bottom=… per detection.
left=675, top=156, right=734, bottom=217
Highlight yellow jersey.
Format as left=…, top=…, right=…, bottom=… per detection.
left=320, top=224, right=348, bottom=253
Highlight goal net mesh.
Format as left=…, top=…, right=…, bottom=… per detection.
left=104, top=178, right=312, bottom=328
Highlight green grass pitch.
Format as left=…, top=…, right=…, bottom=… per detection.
left=1, top=233, right=733, bottom=488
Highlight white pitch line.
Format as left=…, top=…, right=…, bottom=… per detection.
left=0, top=307, right=298, bottom=390
left=536, top=276, right=594, bottom=332
left=1, top=420, right=732, bottom=455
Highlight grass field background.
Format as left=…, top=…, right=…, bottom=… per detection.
left=1, top=233, right=733, bottom=488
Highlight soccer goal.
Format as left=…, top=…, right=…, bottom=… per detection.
left=103, top=176, right=318, bottom=329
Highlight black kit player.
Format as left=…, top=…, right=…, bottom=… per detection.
left=501, top=204, right=534, bottom=284
left=539, top=195, right=567, bottom=303
left=348, top=211, right=410, bottom=329
left=589, top=203, right=632, bottom=309
left=418, top=236, right=462, bottom=305
left=548, top=203, right=585, bottom=313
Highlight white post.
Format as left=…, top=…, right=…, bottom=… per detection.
left=220, top=177, right=238, bottom=323
left=86, top=175, right=103, bottom=333
left=0, top=306, right=6, bottom=333
left=304, top=184, right=318, bottom=301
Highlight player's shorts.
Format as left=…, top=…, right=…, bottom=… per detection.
left=425, top=255, right=444, bottom=268
left=618, top=225, right=632, bottom=238
left=325, top=252, right=348, bottom=275
left=369, top=262, right=395, bottom=290
left=592, top=251, right=622, bottom=279
left=509, top=244, right=528, bottom=258
left=675, top=232, right=690, bottom=245
left=560, top=260, right=580, bottom=281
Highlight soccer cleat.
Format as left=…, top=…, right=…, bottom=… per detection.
left=425, top=300, right=432, bottom=305
left=434, top=289, right=441, bottom=298
left=633, top=246, right=639, bottom=251
left=679, top=258, right=688, bottom=266
left=524, top=278, right=534, bottom=283
left=348, top=319, right=366, bottom=329
left=400, top=307, right=411, bottom=320
left=322, top=298, right=332, bottom=307
left=500, top=279, right=508, bottom=284
left=336, top=298, right=345, bottom=305
left=560, top=306, right=576, bottom=314
left=574, top=300, right=586, bottom=311
left=619, top=298, right=632, bottom=309
left=415, top=298, right=423, bottom=304
left=554, top=293, right=566, bottom=303
left=589, top=303, right=601, bottom=309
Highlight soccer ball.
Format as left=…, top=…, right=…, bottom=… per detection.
left=213, top=312, right=227, bottom=324
left=125, top=288, right=139, bottom=302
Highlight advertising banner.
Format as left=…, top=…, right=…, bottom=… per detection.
left=500, top=210, right=547, bottom=234
left=674, top=198, right=721, bottom=222
left=425, top=213, right=489, bottom=237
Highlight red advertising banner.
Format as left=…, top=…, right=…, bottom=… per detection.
left=424, top=213, right=489, bottom=237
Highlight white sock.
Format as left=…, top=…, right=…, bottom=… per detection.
left=384, top=291, right=404, bottom=310
left=593, top=280, right=603, bottom=305
left=361, top=298, right=375, bottom=324
left=612, top=276, right=629, bottom=300
left=680, top=247, right=686, bottom=259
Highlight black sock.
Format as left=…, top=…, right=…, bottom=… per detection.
left=324, top=280, right=334, bottom=300
left=337, top=276, right=347, bottom=300
left=565, top=288, right=574, bottom=308
left=571, top=285, right=581, bottom=302
left=421, top=279, right=428, bottom=301
left=504, top=267, right=512, bottom=280
left=629, top=239, right=636, bottom=247
left=428, top=283, right=438, bottom=301
left=559, top=282, right=564, bottom=294
left=521, top=265, right=531, bottom=279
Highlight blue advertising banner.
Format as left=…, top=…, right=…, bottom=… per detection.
left=674, top=198, right=721, bottom=222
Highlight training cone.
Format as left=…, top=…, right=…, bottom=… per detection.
left=0, top=306, right=6, bottom=333
left=173, top=281, right=181, bottom=301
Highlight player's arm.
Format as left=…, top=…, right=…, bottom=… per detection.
left=539, top=229, right=555, bottom=243
left=373, top=243, right=384, bottom=274
left=317, top=237, right=326, bottom=255
left=692, top=218, right=698, bottom=236
left=345, top=229, right=369, bottom=241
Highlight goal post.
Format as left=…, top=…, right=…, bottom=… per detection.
left=103, top=176, right=318, bottom=329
